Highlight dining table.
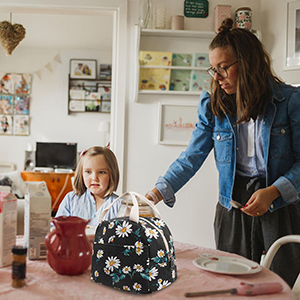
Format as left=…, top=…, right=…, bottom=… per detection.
left=0, top=237, right=293, bottom=300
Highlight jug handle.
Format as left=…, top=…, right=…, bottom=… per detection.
left=45, top=230, right=62, bottom=254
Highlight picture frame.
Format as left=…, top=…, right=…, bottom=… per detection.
left=70, top=59, right=97, bottom=79
left=285, top=0, right=300, bottom=69
left=13, top=115, right=30, bottom=136
left=158, top=102, right=198, bottom=146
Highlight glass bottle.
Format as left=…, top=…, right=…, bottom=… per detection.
left=11, top=246, right=27, bottom=288
left=117, top=196, right=158, bottom=218
left=138, top=0, right=153, bottom=29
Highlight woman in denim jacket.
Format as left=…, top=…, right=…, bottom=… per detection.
left=146, top=18, right=300, bottom=288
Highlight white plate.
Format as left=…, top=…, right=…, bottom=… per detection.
left=193, top=254, right=262, bottom=275
left=85, top=225, right=97, bottom=242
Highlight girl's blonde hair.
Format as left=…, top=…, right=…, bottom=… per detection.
left=73, top=146, right=119, bottom=197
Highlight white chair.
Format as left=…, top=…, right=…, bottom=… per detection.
left=262, top=235, right=300, bottom=300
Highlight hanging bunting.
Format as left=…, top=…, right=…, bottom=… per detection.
left=45, top=62, right=52, bottom=72
left=53, top=53, right=62, bottom=64
left=35, top=70, right=41, bottom=79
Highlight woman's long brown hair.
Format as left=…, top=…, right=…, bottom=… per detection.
left=209, top=18, right=282, bottom=123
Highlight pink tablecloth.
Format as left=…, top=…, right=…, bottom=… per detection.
left=0, top=241, right=293, bottom=300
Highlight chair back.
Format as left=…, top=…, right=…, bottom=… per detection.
left=262, top=235, right=300, bottom=299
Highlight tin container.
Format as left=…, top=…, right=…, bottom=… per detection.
left=214, top=5, right=231, bottom=32
left=235, top=7, right=252, bottom=30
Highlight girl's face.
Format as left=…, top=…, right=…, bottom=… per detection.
left=209, top=46, right=238, bottom=95
left=82, top=154, right=110, bottom=199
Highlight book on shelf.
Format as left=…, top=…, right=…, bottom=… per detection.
left=189, top=70, right=210, bottom=92
left=139, top=51, right=172, bottom=91
left=172, top=53, right=192, bottom=67
left=192, top=53, right=210, bottom=68
left=170, top=69, right=191, bottom=91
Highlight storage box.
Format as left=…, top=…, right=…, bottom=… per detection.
left=24, top=181, right=51, bottom=260
left=0, top=190, right=17, bottom=267
left=214, top=5, right=231, bottom=32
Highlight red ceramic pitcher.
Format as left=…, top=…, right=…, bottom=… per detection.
left=45, top=216, right=92, bottom=275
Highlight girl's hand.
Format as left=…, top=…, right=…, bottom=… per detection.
left=145, top=188, right=163, bottom=204
left=240, top=185, right=280, bottom=217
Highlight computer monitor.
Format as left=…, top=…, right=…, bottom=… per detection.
left=35, top=142, right=77, bottom=171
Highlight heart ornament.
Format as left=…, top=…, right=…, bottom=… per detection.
left=0, top=21, right=26, bottom=56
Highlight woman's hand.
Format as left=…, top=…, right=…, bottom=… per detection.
left=240, top=185, right=280, bottom=217
left=145, top=188, right=163, bottom=204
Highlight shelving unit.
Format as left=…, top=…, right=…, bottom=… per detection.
left=134, top=25, right=216, bottom=102
left=68, top=75, right=111, bottom=114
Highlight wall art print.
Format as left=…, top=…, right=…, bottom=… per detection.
left=0, top=73, right=31, bottom=136
left=158, top=102, right=198, bottom=146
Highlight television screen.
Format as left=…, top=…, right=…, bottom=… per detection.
left=35, top=142, right=77, bottom=170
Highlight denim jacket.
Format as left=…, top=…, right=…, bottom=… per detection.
left=156, top=80, right=300, bottom=212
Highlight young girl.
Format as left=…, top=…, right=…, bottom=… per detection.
left=55, top=146, right=120, bottom=225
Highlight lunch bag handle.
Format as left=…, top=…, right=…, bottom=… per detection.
left=100, top=191, right=161, bottom=223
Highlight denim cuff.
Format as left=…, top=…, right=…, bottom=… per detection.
left=155, top=176, right=176, bottom=208
left=273, top=176, right=298, bottom=204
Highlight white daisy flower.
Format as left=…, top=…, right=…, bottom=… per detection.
left=123, top=286, right=130, bottom=291
left=122, top=266, right=131, bottom=274
left=135, top=241, right=143, bottom=248
left=158, top=262, right=167, bottom=267
left=103, top=227, right=106, bottom=235
left=94, top=270, right=99, bottom=277
left=115, top=221, right=132, bottom=238
left=133, top=282, right=142, bottom=291
left=145, top=227, right=159, bottom=239
left=108, top=222, right=114, bottom=229
left=148, top=267, right=158, bottom=281
left=136, top=247, right=143, bottom=256
left=98, top=238, right=104, bottom=244
left=105, top=256, right=121, bottom=271
left=97, top=249, right=104, bottom=259
left=157, top=250, right=164, bottom=257
left=140, top=220, right=146, bottom=226
left=104, top=267, right=110, bottom=275
left=170, top=235, right=173, bottom=242
left=172, top=269, right=176, bottom=279
left=133, top=264, right=144, bottom=272
left=154, top=219, right=165, bottom=227
left=108, top=235, right=115, bottom=243
left=158, top=280, right=171, bottom=290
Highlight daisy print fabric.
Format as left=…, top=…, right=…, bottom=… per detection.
left=91, top=216, right=177, bottom=294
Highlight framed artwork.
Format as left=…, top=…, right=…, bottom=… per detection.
left=0, top=95, right=13, bottom=114
left=285, top=0, right=300, bottom=69
left=14, top=96, right=30, bottom=115
left=158, top=102, right=198, bottom=146
left=70, top=59, right=97, bottom=79
left=0, top=114, right=13, bottom=135
left=13, top=115, right=30, bottom=136
left=101, top=100, right=111, bottom=113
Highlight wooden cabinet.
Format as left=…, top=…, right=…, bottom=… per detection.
left=68, top=75, right=111, bottom=114
left=134, top=25, right=216, bottom=102
left=21, top=171, right=74, bottom=215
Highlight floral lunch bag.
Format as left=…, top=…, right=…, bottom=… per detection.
left=91, top=191, right=177, bottom=294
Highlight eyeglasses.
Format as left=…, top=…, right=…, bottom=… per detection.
left=206, top=61, right=238, bottom=79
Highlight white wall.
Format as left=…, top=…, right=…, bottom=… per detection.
left=125, top=0, right=261, bottom=249
left=0, top=14, right=112, bottom=170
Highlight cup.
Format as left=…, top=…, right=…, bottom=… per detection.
left=154, top=4, right=167, bottom=29
left=170, top=15, right=184, bottom=30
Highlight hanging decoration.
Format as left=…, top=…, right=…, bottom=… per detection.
left=0, top=14, right=26, bottom=56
